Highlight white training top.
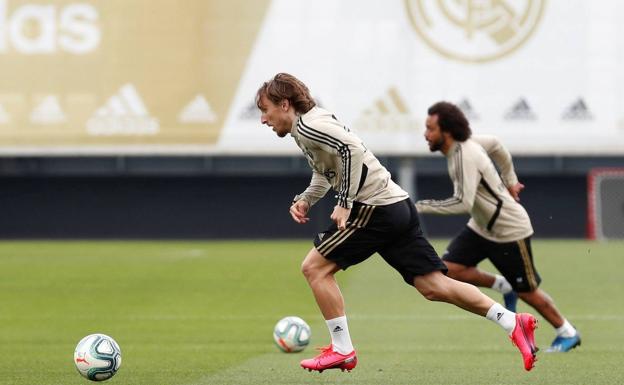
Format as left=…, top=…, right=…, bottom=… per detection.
left=416, top=135, right=534, bottom=242
left=291, top=107, right=408, bottom=208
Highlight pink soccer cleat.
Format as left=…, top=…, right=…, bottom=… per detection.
left=510, top=313, right=539, bottom=371
left=300, top=344, right=357, bottom=373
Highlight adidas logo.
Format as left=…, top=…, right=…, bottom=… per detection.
left=496, top=312, right=503, bottom=321
left=562, top=98, right=593, bottom=121
left=178, top=94, right=217, bottom=123
left=504, top=98, right=537, bottom=121
left=86, top=83, right=159, bottom=136
left=332, top=326, right=344, bottom=333
left=457, top=98, right=479, bottom=121
left=353, top=87, right=418, bottom=131
left=363, top=87, right=408, bottom=115
left=317, top=232, right=326, bottom=242
left=30, top=95, right=66, bottom=124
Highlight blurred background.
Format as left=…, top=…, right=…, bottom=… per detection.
left=0, top=0, right=622, bottom=240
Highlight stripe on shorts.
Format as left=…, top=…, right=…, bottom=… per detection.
left=317, top=205, right=375, bottom=256
left=517, top=239, right=538, bottom=290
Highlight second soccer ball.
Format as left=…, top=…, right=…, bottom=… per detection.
left=273, top=316, right=311, bottom=353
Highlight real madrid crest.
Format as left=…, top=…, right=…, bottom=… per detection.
left=405, top=0, right=546, bottom=63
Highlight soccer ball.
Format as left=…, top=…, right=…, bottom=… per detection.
left=74, top=334, right=122, bottom=381
left=273, top=316, right=311, bottom=353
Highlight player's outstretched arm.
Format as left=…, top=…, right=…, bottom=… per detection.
left=415, top=149, right=479, bottom=215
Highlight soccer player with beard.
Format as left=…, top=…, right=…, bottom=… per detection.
left=416, top=101, right=580, bottom=353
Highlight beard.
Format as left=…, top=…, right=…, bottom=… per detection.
left=428, top=136, right=444, bottom=152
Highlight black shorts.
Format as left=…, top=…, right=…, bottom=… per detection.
left=442, top=226, right=541, bottom=292
left=313, top=198, right=447, bottom=285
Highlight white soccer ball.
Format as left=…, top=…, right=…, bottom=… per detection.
left=273, top=316, right=311, bottom=353
left=74, top=334, right=122, bottom=382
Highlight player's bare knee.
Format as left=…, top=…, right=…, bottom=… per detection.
left=414, top=272, right=449, bottom=301
left=414, top=282, right=445, bottom=302
left=300, top=259, right=317, bottom=282
left=422, top=287, right=448, bottom=302
left=301, top=259, right=331, bottom=283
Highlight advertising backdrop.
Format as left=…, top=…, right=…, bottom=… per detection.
left=1, top=0, right=623, bottom=155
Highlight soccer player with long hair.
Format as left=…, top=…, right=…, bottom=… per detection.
left=256, top=74, right=539, bottom=373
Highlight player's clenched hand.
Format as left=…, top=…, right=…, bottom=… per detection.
left=289, top=200, right=310, bottom=224
left=331, top=205, right=351, bottom=231
left=507, top=182, right=525, bottom=202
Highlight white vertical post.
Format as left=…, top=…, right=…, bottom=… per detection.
left=398, top=157, right=415, bottom=199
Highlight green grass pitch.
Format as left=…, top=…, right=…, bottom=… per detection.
left=0, top=240, right=623, bottom=385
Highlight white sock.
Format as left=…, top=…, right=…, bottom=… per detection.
left=491, top=275, right=513, bottom=294
left=486, top=303, right=516, bottom=335
left=326, top=316, right=354, bottom=354
left=556, top=319, right=577, bottom=338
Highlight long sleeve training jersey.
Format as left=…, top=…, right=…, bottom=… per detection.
left=291, top=107, right=408, bottom=208
left=415, top=135, right=533, bottom=242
